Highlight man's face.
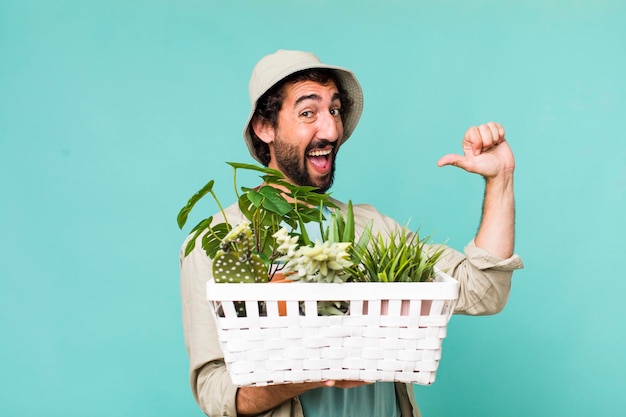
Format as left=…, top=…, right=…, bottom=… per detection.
left=264, top=80, right=344, bottom=193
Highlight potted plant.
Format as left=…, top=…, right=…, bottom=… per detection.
left=177, top=162, right=358, bottom=285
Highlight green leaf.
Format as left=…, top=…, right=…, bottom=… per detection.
left=189, top=216, right=214, bottom=235
left=354, top=221, right=373, bottom=253
left=246, top=189, right=263, bottom=208
left=258, top=186, right=293, bottom=216
left=237, top=194, right=253, bottom=222
left=281, top=216, right=298, bottom=231
left=177, top=180, right=214, bottom=229
left=184, top=216, right=214, bottom=257
left=258, top=231, right=276, bottom=260
left=184, top=238, right=197, bottom=257
left=201, top=223, right=230, bottom=259
left=327, top=213, right=340, bottom=243
left=297, top=217, right=312, bottom=245
left=227, top=161, right=282, bottom=177
left=296, top=206, right=324, bottom=224
left=279, top=181, right=319, bottom=195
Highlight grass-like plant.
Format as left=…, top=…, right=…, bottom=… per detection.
left=351, top=225, right=445, bottom=283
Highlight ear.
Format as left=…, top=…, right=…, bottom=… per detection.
left=251, top=117, right=275, bottom=144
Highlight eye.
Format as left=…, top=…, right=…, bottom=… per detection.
left=300, top=110, right=314, bottom=118
left=330, top=108, right=341, bottom=116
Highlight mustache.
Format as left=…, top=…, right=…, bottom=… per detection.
left=306, top=139, right=335, bottom=152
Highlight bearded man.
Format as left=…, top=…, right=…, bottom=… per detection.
left=180, top=50, right=523, bottom=417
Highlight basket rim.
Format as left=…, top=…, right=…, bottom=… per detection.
left=207, top=270, right=459, bottom=302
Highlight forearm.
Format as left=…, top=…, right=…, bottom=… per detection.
left=236, top=382, right=323, bottom=416
left=237, top=380, right=368, bottom=416
left=474, top=172, right=515, bottom=259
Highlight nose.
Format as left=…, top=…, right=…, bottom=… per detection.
left=317, top=111, right=342, bottom=142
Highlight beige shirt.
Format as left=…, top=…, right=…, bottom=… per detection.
left=180, top=199, right=523, bottom=416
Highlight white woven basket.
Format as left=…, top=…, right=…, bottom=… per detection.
left=207, top=270, right=459, bottom=386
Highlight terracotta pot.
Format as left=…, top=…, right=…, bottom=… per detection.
left=269, top=273, right=292, bottom=316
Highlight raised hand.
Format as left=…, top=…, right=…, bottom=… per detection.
left=437, top=121, right=515, bottom=180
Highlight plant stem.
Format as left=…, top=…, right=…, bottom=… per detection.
left=210, top=190, right=230, bottom=231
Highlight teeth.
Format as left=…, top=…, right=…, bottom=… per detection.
left=308, top=149, right=331, bottom=157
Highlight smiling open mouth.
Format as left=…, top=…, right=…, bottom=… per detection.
left=307, top=146, right=334, bottom=174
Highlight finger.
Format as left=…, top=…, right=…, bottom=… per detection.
left=438, top=153, right=477, bottom=173
left=488, top=121, right=506, bottom=143
left=486, top=122, right=500, bottom=144
left=463, top=126, right=482, bottom=157
left=437, top=153, right=462, bottom=167
left=495, top=122, right=505, bottom=139
left=478, top=124, right=496, bottom=150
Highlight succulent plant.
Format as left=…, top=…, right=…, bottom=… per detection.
left=273, top=227, right=354, bottom=284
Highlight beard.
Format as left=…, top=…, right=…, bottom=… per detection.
left=273, top=136, right=336, bottom=193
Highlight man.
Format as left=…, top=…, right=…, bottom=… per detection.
left=180, top=50, right=523, bottom=416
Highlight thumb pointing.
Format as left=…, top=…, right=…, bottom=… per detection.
left=437, top=154, right=463, bottom=168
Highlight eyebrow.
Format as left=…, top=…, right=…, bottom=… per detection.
left=294, top=92, right=341, bottom=106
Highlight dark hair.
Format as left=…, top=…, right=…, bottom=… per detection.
left=249, top=68, right=353, bottom=166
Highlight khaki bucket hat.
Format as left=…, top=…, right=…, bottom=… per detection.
left=243, top=50, right=364, bottom=164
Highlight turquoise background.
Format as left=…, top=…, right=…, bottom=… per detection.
left=1, top=0, right=624, bottom=416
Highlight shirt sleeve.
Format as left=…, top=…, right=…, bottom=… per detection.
left=180, top=232, right=241, bottom=415
left=435, top=239, right=524, bottom=315
left=180, top=212, right=299, bottom=417
left=345, top=201, right=524, bottom=316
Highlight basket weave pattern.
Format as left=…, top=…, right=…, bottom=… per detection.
left=207, top=272, right=459, bottom=386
